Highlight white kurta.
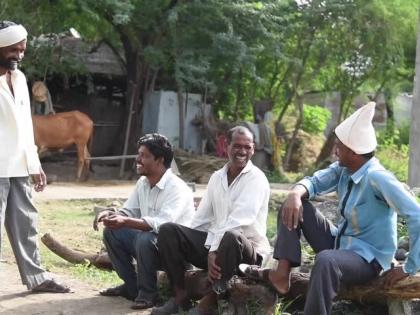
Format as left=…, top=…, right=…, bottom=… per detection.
left=0, top=69, right=40, bottom=177
left=191, top=161, right=271, bottom=255
left=120, top=169, right=195, bottom=233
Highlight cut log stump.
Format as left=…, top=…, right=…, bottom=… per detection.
left=41, top=233, right=420, bottom=314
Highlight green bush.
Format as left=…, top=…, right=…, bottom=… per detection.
left=397, top=122, right=410, bottom=146
left=302, top=105, right=332, bottom=135
left=376, top=124, right=410, bottom=182
left=376, top=142, right=408, bottom=182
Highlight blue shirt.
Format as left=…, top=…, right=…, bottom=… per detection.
left=299, top=157, right=420, bottom=275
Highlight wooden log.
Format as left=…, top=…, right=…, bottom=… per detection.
left=285, top=271, right=420, bottom=305
left=41, top=233, right=113, bottom=270
left=340, top=274, right=420, bottom=303
left=41, top=233, right=420, bottom=306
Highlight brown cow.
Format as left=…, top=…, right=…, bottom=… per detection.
left=32, top=111, right=94, bottom=181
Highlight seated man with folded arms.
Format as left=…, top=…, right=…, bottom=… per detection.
left=152, top=126, right=271, bottom=315
left=94, top=133, right=195, bottom=310
left=241, top=102, right=420, bottom=315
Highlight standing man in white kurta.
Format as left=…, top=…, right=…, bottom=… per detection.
left=0, top=20, right=69, bottom=293
left=153, top=126, right=271, bottom=315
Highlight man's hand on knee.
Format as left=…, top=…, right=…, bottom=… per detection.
left=282, top=191, right=304, bottom=230
left=207, top=251, right=221, bottom=283
left=93, top=209, right=116, bottom=231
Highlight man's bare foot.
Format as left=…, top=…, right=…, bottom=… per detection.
left=269, top=259, right=292, bottom=295
left=268, top=269, right=290, bottom=295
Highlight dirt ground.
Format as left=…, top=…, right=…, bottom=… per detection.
left=0, top=262, right=148, bottom=315
left=0, top=177, right=290, bottom=315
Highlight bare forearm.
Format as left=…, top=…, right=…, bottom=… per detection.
left=124, top=217, right=152, bottom=231
left=289, top=184, right=309, bottom=199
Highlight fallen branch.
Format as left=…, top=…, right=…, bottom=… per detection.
left=41, top=233, right=113, bottom=270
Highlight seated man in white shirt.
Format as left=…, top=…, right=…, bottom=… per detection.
left=94, top=133, right=195, bottom=310
left=152, top=126, right=271, bottom=315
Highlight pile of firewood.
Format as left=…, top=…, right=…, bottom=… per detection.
left=174, top=149, right=226, bottom=184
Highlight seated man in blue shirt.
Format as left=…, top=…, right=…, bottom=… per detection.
left=241, top=102, right=420, bottom=315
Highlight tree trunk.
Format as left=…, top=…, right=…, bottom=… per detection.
left=315, top=93, right=350, bottom=166
left=234, top=69, right=243, bottom=121
left=177, top=85, right=185, bottom=149
left=315, top=130, right=336, bottom=167
left=383, top=86, right=395, bottom=136
left=284, top=95, right=303, bottom=171
left=408, top=6, right=420, bottom=188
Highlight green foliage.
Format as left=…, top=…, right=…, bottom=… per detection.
left=274, top=298, right=295, bottom=315
left=376, top=143, right=408, bottom=183
left=376, top=125, right=410, bottom=182
left=265, top=170, right=290, bottom=184
left=398, top=217, right=408, bottom=239
left=1, top=0, right=418, bottom=131
left=301, top=105, right=332, bottom=135
left=397, top=122, right=411, bottom=146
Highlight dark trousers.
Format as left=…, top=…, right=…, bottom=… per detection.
left=274, top=200, right=381, bottom=315
left=158, top=223, right=260, bottom=290
left=103, top=227, right=160, bottom=301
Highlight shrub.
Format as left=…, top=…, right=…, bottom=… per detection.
left=302, top=105, right=331, bottom=135
left=376, top=124, right=409, bottom=183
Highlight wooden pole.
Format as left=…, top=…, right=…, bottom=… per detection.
left=119, top=82, right=137, bottom=178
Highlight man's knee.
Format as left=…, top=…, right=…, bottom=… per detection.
left=103, top=227, right=129, bottom=245
left=157, top=222, right=179, bottom=243
left=220, top=230, right=242, bottom=248
left=135, top=231, right=157, bottom=250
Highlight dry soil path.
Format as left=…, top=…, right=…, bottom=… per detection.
left=0, top=181, right=290, bottom=315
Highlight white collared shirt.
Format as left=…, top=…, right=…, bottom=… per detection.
left=0, top=69, right=41, bottom=177
left=120, top=168, right=195, bottom=233
left=191, top=161, right=271, bottom=255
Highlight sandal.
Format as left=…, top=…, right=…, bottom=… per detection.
left=131, top=298, right=155, bottom=310
left=32, top=279, right=71, bottom=293
left=239, top=264, right=290, bottom=296
left=239, top=264, right=270, bottom=282
left=99, top=284, right=135, bottom=300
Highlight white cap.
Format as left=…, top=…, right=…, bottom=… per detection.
left=0, top=24, right=27, bottom=48
left=335, top=102, right=377, bottom=154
